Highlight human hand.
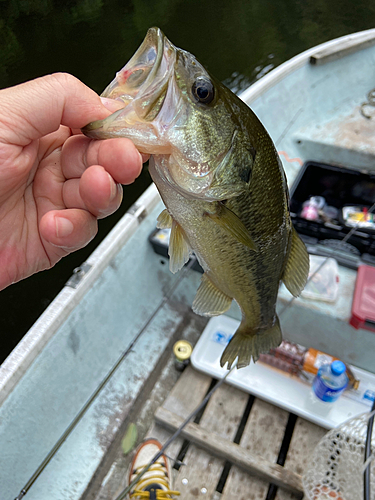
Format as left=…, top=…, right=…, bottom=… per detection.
left=0, top=73, right=148, bottom=291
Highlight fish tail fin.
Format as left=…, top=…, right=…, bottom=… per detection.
left=220, top=316, right=282, bottom=370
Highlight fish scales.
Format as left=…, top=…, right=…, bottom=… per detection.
left=82, top=27, right=309, bottom=369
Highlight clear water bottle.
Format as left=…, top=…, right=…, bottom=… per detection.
left=312, top=360, right=349, bottom=403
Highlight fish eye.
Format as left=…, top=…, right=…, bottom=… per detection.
left=192, top=77, right=215, bottom=104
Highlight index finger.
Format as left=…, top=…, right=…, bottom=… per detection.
left=61, top=135, right=144, bottom=185
left=0, top=73, right=115, bottom=146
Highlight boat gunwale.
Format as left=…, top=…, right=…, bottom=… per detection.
left=239, top=28, right=375, bottom=105
left=0, top=183, right=160, bottom=407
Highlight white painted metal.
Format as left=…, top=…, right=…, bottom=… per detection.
left=0, top=184, right=160, bottom=407
left=240, top=29, right=375, bottom=105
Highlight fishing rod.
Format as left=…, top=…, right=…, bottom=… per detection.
left=113, top=363, right=237, bottom=500
left=13, top=203, right=375, bottom=500
left=13, top=255, right=198, bottom=500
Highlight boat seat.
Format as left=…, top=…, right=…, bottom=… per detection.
left=292, top=106, right=375, bottom=172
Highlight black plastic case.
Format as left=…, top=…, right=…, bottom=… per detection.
left=149, top=161, right=375, bottom=271
left=289, top=161, right=375, bottom=269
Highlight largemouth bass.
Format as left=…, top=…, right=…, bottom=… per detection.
left=82, top=28, right=309, bottom=369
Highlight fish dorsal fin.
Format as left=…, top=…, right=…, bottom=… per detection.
left=205, top=203, right=257, bottom=250
left=157, top=209, right=173, bottom=229
left=169, top=220, right=191, bottom=273
left=282, top=227, right=310, bottom=297
left=192, top=273, right=232, bottom=316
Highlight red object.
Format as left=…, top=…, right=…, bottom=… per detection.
left=350, top=265, right=375, bottom=332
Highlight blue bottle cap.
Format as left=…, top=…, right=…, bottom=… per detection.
left=331, top=360, right=346, bottom=376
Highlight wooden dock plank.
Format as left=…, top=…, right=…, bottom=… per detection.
left=174, top=383, right=249, bottom=499
left=220, top=399, right=290, bottom=500
left=155, top=402, right=302, bottom=494
left=241, top=399, right=290, bottom=460
left=175, top=441, right=224, bottom=498
left=154, top=407, right=303, bottom=495
left=146, top=421, right=183, bottom=468
left=275, top=489, right=300, bottom=500
left=283, top=418, right=326, bottom=477
left=92, top=350, right=327, bottom=500
left=274, top=418, right=326, bottom=499
left=202, top=383, right=249, bottom=436
left=151, top=365, right=213, bottom=467
left=223, top=467, right=270, bottom=500
left=163, top=365, right=213, bottom=417
left=149, top=367, right=323, bottom=499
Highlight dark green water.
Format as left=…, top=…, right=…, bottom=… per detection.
left=1, top=0, right=375, bottom=362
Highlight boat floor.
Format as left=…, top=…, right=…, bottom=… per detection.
left=86, top=339, right=326, bottom=500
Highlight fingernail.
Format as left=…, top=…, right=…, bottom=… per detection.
left=100, top=97, right=125, bottom=112
left=56, top=217, right=74, bottom=238
left=141, top=153, right=150, bottom=163
left=108, top=173, right=118, bottom=201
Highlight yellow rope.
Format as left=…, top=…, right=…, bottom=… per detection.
left=130, top=489, right=180, bottom=499
left=129, top=463, right=180, bottom=499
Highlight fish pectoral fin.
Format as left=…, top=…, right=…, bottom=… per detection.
left=220, top=316, right=282, bottom=369
left=205, top=204, right=257, bottom=250
left=282, top=227, right=310, bottom=297
left=157, top=209, right=173, bottom=229
left=168, top=220, right=191, bottom=273
left=192, top=273, right=232, bottom=316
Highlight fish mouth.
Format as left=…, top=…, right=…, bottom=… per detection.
left=102, top=27, right=168, bottom=105
left=82, top=27, right=176, bottom=141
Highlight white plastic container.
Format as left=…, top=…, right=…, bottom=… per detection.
left=301, top=255, right=339, bottom=302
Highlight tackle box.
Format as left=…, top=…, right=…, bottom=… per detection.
left=289, top=161, right=375, bottom=269
left=149, top=161, right=375, bottom=271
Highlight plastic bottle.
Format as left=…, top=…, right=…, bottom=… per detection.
left=258, top=341, right=359, bottom=390
left=312, top=360, right=349, bottom=403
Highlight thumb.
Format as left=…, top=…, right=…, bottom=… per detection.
left=0, top=73, right=116, bottom=145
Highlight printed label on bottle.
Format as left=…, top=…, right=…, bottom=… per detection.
left=364, top=390, right=375, bottom=403
left=312, top=376, right=345, bottom=402
left=303, top=349, right=336, bottom=375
